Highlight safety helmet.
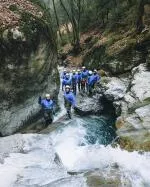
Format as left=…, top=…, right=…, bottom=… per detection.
left=94, top=69, right=97, bottom=73
left=64, top=69, right=67, bottom=72
left=45, top=94, right=50, bottom=98
left=82, top=66, right=86, bottom=69
left=89, top=70, right=92, bottom=75
left=66, top=73, right=70, bottom=76
left=65, top=85, right=70, bottom=89
left=72, top=70, right=76, bottom=73
left=77, top=69, right=81, bottom=72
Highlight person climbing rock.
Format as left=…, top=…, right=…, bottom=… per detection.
left=62, top=73, right=71, bottom=90
left=81, top=66, right=89, bottom=92
left=71, top=70, right=78, bottom=95
left=64, top=85, right=76, bottom=119
left=77, top=69, right=82, bottom=92
left=38, top=94, right=55, bottom=127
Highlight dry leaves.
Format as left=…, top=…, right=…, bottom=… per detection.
left=0, top=0, right=43, bottom=29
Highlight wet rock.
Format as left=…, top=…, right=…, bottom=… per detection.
left=116, top=64, right=150, bottom=151
left=0, top=3, right=59, bottom=136
left=75, top=94, right=103, bottom=115
left=85, top=169, right=131, bottom=187
left=96, top=63, right=150, bottom=151
left=100, top=77, right=127, bottom=101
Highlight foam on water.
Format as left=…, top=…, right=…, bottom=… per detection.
left=0, top=134, right=68, bottom=187
left=51, top=118, right=150, bottom=186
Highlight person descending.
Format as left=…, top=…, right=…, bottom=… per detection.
left=38, top=94, right=55, bottom=126
left=81, top=66, right=89, bottom=92
left=71, top=70, right=78, bottom=95
left=62, top=73, right=71, bottom=90
left=77, top=69, right=82, bottom=92
left=64, top=85, right=76, bottom=119
left=87, top=70, right=94, bottom=96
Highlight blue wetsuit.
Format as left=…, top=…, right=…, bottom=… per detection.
left=64, top=91, right=76, bottom=119
left=71, top=74, right=78, bottom=95
left=38, top=97, right=55, bottom=125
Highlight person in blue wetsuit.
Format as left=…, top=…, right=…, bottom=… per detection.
left=38, top=94, right=55, bottom=126
left=71, top=70, right=78, bottom=95
left=77, top=69, right=82, bottom=92
left=62, top=73, right=71, bottom=91
left=61, top=69, right=67, bottom=91
left=64, top=85, right=76, bottom=119
left=87, top=70, right=94, bottom=95
left=81, top=66, right=89, bottom=92
left=61, top=69, right=67, bottom=79
left=93, top=69, right=100, bottom=85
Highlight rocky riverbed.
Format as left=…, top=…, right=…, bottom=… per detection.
left=95, top=63, right=150, bottom=151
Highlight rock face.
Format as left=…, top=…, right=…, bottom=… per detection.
left=75, top=94, right=103, bottom=115
left=0, top=1, right=59, bottom=135
left=97, top=64, right=150, bottom=151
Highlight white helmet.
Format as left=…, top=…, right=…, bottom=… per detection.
left=72, top=70, right=76, bottom=73
left=82, top=66, right=85, bottom=69
left=77, top=69, right=81, bottom=72
left=65, top=85, right=70, bottom=89
left=45, top=94, right=50, bottom=98
left=66, top=73, right=70, bottom=76
left=89, top=70, right=92, bottom=75
left=94, top=69, right=97, bottom=73
left=64, top=69, right=67, bottom=72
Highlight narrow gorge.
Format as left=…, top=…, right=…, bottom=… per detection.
left=0, top=0, right=150, bottom=187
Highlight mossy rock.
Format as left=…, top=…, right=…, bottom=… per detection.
left=119, top=135, right=150, bottom=152
left=86, top=175, right=121, bottom=187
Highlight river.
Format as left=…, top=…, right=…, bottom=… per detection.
left=0, top=70, right=150, bottom=187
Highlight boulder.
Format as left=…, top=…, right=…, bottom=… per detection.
left=75, top=94, right=103, bottom=115
left=0, top=1, right=59, bottom=135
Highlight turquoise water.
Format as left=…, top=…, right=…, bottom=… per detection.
left=80, top=116, right=116, bottom=145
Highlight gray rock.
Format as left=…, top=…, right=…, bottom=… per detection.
left=99, top=77, right=127, bottom=101
left=75, top=94, right=103, bottom=115
left=116, top=64, right=150, bottom=150
left=0, top=21, right=59, bottom=136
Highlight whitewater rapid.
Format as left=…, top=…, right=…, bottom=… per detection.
left=51, top=119, right=150, bottom=187
left=0, top=67, right=150, bottom=186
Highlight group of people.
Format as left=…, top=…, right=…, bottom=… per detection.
left=61, top=66, right=100, bottom=96
left=38, top=66, right=100, bottom=126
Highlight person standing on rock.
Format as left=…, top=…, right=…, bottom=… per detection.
left=64, top=85, right=76, bottom=119
left=87, top=70, right=94, bottom=96
left=61, top=69, right=67, bottom=91
left=77, top=69, right=82, bottom=92
left=71, top=70, right=78, bottom=95
left=93, top=69, right=100, bottom=87
left=38, top=94, right=55, bottom=127
left=81, top=66, right=89, bottom=92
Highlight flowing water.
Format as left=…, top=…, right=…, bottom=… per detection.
left=0, top=71, right=150, bottom=186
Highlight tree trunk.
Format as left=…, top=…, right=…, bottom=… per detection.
left=52, top=0, right=63, bottom=43
left=136, top=0, right=145, bottom=33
